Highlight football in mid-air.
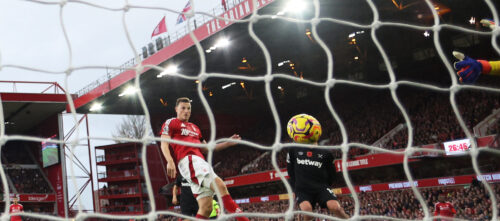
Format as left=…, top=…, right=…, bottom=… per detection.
left=287, top=114, right=322, bottom=144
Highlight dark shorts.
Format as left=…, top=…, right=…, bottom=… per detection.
left=296, top=187, right=338, bottom=209
left=180, top=195, right=198, bottom=216
left=180, top=204, right=198, bottom=216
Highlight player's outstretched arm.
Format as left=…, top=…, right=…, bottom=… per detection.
left=160, top=134, right=176, bottom=178
left=453, top=51, right=500, bottom=84
left=214, top=134, right=241, bottom=151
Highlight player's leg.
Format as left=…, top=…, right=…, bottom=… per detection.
left=326, top=200, right=349, bottom=219
left=296, top=190, right=315, bottom=221
left=196, top=195, right=214, bottom=218
left=210, top=176, right=250, bottom=221
left=298, top=201, right=314, bottom=221
left=184, top=155, right=249, bottom=221
left=318, top=188, right=349, bottom=219
left=177, top=156, right=212, bottom=219
left=210, top=177, right=229, bottom=196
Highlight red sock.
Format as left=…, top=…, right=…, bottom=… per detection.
left=222, top=195, right=250, bottom=221
left=195, top=214, right=208, bottom=219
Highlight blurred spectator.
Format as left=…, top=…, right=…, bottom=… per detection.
left=7, top=168, right=52, bottom=194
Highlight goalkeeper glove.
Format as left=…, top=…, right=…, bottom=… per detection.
left=480, top=19, right=496, bottom=30
left=453, top=51, right=496, bottom=84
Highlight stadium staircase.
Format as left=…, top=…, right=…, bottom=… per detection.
left=474, top=108, right=500, bottom=137
left=371, top=123, right=406, bottom=153
left=240, top=152, right=270, bottom=174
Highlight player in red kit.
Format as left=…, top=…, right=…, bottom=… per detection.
left=160, top=97, right=249, bottom=220
left=434, top=194, right=456, bottom=221
left=9, top=197, right=23, bottom=221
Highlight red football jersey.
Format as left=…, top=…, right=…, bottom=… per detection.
left=434, top=202, right=456, bottom=217
left=161, top=118, right=205, bottom=163
left=9, top=204, right=23, bottom=221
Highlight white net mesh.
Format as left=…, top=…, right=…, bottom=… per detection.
left=0, top=0, right=500, bottom=220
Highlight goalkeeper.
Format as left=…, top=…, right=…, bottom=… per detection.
left=453, top=19, right=500, bottom=84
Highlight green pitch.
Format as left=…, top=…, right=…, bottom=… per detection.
left=43, top=148, right=59, bottom=167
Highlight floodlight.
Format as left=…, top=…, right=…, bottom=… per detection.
left=118, top=86, right=138, bottom=97
left=216, top=38, right=230, bottom=48
left=90, top=103, right=102, bottom=112
left=157, top=65, right=178, bottom=78
left=285, top=0, right=306, bottom=13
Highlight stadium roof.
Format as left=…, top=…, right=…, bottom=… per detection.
left=73, top=0, right=495, bottom=116
left=1, top=90, right=69, bottom=134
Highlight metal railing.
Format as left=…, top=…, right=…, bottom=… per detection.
left=96, top=152, right=138, bottom=163
left=74, top=0, right=247, bottom=98
left=100, top=205, right=142, bottom=213
left=371, top=123, right=406, bottom=153
left=99, top=185, right=141, bottom=196
left=97, top=169, right=139, bottom=179
left=0, top=81, right=66, bottom=94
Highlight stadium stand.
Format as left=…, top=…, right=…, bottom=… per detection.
left=214, top=146, right=263, bottom=178
left=1, top=142, right=55, bottom=194
left=236, top=183, right=500, bottom=220
left=386, top=90, right=500, bottom=149
left=6, top=167, right=53, bottom=194
left=209, top=88, right=500, bottom=179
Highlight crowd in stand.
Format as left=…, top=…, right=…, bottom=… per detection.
left=7, top=168, right=52, bottom=194
left=209, top=90, right=500, bottom=179
left=242, top=150, right=288, bottom=175
left=235, top=183, right=500, bottom=221
left=23, top=205, right=57, bottom=221
left=343, top=182, right=500, bottom=220
left=241, top=201, right=289, bottom=220
left=100, top=184, right=144, bottom=196
left=214, top=146, right=263, bottom=178
left=387, top=90, right=500, bottom=149
left=213, top=124, right=278, bottom=177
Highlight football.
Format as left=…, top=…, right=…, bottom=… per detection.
left=287, top=114, right=322, bottom=144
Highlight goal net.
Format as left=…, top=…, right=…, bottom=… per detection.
left=0, top=0, right=499, bottom=220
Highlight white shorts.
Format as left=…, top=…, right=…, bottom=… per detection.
left=178, top=155, right=218, bottom=200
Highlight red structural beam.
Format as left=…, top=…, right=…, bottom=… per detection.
left=0, top=93, right=68, bottom=103
left=0, top=81, right=66, bottom=94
